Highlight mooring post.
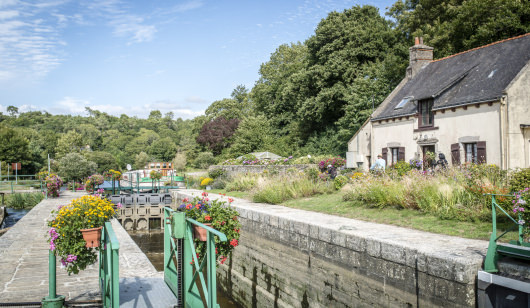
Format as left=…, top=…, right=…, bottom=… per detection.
left=42, top=250, right=65, bottom=308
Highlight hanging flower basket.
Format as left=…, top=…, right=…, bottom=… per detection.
left=80, top=226, right=103, bottom=248
left=193, top=223, right=212, bottom=241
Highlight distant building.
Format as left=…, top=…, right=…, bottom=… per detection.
left=347, top=34, right=530, bottom=170
left=144, top=162, right=173, bottom=176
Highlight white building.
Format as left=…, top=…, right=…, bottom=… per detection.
left=347, top=34, right=530, bottom=170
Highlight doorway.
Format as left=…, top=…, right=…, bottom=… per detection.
left=422, top=145, right=436, bottom=169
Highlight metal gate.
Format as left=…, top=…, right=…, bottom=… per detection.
left=164, top=207, right=227, bottom=308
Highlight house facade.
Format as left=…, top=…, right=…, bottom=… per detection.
left=347, top=34, right=530, bottom=170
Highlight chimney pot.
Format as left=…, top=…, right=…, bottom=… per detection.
left=415, top=37, right=420, bottom=45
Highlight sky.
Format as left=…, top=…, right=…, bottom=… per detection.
left=0, top=0, right=394, bottom=119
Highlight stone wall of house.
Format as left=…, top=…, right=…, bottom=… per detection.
left=175, top=190, right=486, bottom=308
left=208, top=164, right=318, bottom=177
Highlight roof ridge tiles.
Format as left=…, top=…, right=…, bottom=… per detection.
left=431, top=32, right=530, bottom=63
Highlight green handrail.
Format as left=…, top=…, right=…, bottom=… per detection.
left=99, top=221, right=120, bottom=308
left=164, top=207, right=226, bottom=308
left=483, top=193, right=527, bottom=273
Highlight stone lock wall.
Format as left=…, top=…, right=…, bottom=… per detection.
left=176, top=191, right=487, bottom=308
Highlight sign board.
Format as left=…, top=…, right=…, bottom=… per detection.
left=11, top=163, right=21, bottom=170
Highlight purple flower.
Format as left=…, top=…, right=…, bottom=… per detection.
left=116, top=202, right=123, bottom=209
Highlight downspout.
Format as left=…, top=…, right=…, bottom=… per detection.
left=370, top=116, right=374, bottom=167
left=500, top=95, right=508, bottom=169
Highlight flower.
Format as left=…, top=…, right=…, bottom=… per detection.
left=230, top=239, right=238, bottom=247
left=116, top=202, right=123, bottom=209
left=205, top=215, right=211, bottom=221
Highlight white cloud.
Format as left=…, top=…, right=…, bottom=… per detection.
left=55, top=96, right=90, bottom=114
left=185, top=96, right=208, bottom=104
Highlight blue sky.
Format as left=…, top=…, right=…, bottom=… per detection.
left=0, top=0, right=394, bottom=119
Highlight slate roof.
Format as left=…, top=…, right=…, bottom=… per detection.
left=372, top=33, right=530, bottom=121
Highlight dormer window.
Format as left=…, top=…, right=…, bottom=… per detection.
left=418, top=99, right=434, bottom=127
left=395, top=96, right=413, bottom=109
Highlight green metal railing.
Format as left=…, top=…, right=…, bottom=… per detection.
left=42, top=222, right=120, bottom=308
left=0, top=175, right=43, bottom=193
left=164, top=207, right=227, bottom=308
left=484, top=193, right=530, bottom=273
left=99, top=221, right=120, bottom=308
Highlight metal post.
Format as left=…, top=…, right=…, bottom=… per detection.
left=518, top=212, right=524, bottom=245
left=41, top=250, right=65, bottom=307
left=10, top=181, right=13, bottom=193
left=15, top=167, right=17, bottom=185
left=484, top=195, right=499, bottom=272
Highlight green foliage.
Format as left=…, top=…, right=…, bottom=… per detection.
left=252, top=174, right=334, bottom=204
left=83, top=151, right=117, bottom=174
left=134, top=152, right=150, bottom=170
left=178, top=195, right=241, bottom=265
left=208, top=168, right=225, bottom=179
left=194, top=152, right=216, bottom=169
left=225, top=175, right=257, bottom=192
left=172, top=152, right=187, bottom=172
left=58, top=153, right=97, bottom=182
left=5, top=192, right=44, bottom=209
left=304, top=167, right=320, bottom=181
left=391, top=161, right=413, bottom=176
left=47, top=195, right=116, bottom=274
left=510, top=168, right=530, bottom=193
left=0, top=125, right=32, bottom=173
left=333, top=175, right=349, bottom=190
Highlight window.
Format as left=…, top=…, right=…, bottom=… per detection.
left=418, top=99, right=434, bottom=127
left=464, top=143, right=477, bottom=163
left=391, top=148, right=399, bottom=165
left=395, top=96, right=412, bottom=109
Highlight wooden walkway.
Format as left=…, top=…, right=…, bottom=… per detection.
left=0, top=191, right=178, bottom=307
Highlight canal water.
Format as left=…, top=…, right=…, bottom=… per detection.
left=1, top=208, right=29, bottom=229
left=128, top=231, right=241, bottom=308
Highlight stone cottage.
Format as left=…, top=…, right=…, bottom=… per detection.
left=346, top=33, right=530, bottom=170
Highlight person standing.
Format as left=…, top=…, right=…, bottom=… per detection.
left=370, top=154, right=386, bottom=172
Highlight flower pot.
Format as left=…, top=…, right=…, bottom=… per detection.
left=80, top=226, right=102, bottom=248
left=193, top=223, right=212, bottom=241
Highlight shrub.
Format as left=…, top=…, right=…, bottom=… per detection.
left=334, top=175, right=349, bottom=190
left=391, top=161, right=412, bottom=176
left=225, top=175, right=257, bottom=192
left=194, top=152, right=216, bottom=169
left=510, top=168, right=530, bottom=193
left=45, top=174, right=63, bottom=197
left=304, top=167, right=319, bottom=181
left=200, top=177, right=213, bottom=187
left=5, top=192, right=45, bottom=209
left=208, top=168, right=225, bottom=179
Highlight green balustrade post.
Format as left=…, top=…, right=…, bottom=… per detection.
left=10, top=181, right=13, bottom=193
left=207, top=232, right=217, bottom=308
left=41, top=250, right=65, bottom=308
left=484, top=195, right=499, bottom=272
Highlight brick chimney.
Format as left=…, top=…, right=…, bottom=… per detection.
left=407, top=37, right=433, bottom=80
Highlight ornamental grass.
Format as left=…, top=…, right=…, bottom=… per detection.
left=47, top=195, right=118, bottom=274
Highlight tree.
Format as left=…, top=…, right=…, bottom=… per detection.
left=0, top=125, right=32, bottom=172
left=172, top=152, right=187, bottom=172
left=194, top=152, right=216, bottom=169
left=134, top=151, right=150, bottom=169
left=84, top=151, right=118, bottom=173
left=55, top=130, right=84, bottom=158
left=387, top=0, right=530, bottom=58
left=58, top=153, right=97, bottom=182
left=227, top=115, right=275, bottom=157
left=196, top=117, right=239, bottom=155
left=6, top=106, right=19, bottom=117
left=148, top=137, right=178, bottom=161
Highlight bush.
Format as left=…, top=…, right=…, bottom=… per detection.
left=304, top=167, right=319, bottom=181
left=200, top=177, right=213, bottom=187
left=333, top=175, right=349, bottom=190
left=208, top=168, right=225, bottom=179
left=194, top=152, right=216, bottom=169
left=510, top=168, right=530, bottom=193
left=5, top=192, right=45, bottom=209
left=225, top=175, right=257, bottom=192
left=391, top=161, right=412, bottom=176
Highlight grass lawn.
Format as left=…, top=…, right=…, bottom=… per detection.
left=214, top=189, right=516, bottom=241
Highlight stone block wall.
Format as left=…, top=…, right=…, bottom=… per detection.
left=176, top=191, right=486, bottom=308
left=208, top=164, right=317, bottom=177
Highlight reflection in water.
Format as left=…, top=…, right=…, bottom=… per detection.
left=1, top=208, right=29, bottom=228
left=128, top=230, right=241, bottom=308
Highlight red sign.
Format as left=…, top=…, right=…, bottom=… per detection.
left=11, top=163, right=21, bottom=170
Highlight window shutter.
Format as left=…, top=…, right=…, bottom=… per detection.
left=398, top=147, right=405, bottom=161
left=451, top=143, right=460, bottom=165
left=382, top=148, right=388, bottom=163
left=477, top=141, right=487, bottom=164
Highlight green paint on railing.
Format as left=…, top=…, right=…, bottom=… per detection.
left=99, top=221, right=120, bottom=308
left=41, top=251, right=65, bottom=308
left=483, top=193, right=529, bottom=273
left=164, top=207, right=226, bottom=308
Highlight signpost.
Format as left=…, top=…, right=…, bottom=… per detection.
left=12, top=163, right=21, bottom=184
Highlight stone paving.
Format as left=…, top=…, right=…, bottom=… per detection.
left=0, top=191, right=177, bottom=307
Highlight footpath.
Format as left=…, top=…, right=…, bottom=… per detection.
left=0, top=191, right=178, bottom=307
